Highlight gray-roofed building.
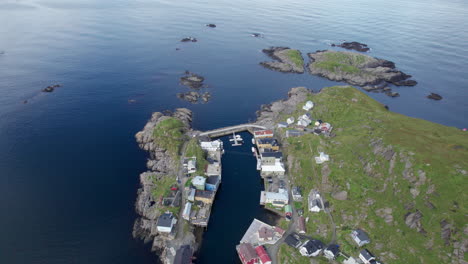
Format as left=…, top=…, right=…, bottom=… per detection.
left=156, top=212, right=177, bottom=233
left=286, top=129, right=305, bottom=138
left=195, top=190, right=214, bottom=204
left=351, top=229, right=370, bottom=247
left=299, top=239, right=324, bottom=257
left=323, top=244, right=340, bottom=260
left=277, top=122, right=288, bottom=128
left=284, top=233, right=301, bottom=248
left=292, top=186, right=302, bottom=201
left=359, top=249, right=375, bottom=264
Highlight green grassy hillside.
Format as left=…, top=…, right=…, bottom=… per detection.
left=278, top=86, right=467, bottom=263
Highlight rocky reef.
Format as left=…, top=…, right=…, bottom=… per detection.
left=42, top=84, right=62, bottom=93
left=260, top=47, right=305, bottom=73
left=178, top=72, right=212, bottom=104
left=133, top=108, right=195, bottom=263
left=332, top=41, right=370, bottom=52
left=307, top=50, right=417, bottom=87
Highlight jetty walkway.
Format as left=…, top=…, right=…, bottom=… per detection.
left=198, top=123, right=267, bottom=138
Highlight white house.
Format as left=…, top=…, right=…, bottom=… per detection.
left=308, top=190, right=323, bottom=212
left=359, top=249, right=375, bottom=264
left=200, top=140, right=223, bottom=152
left=187, top=158, right=196, bottom=174
left=260, top=189, right=289, bottom=207
left=299, top=240, right=324, bottom=257
left=351, top=229, right=370, bottom=247
left=297, top=114, right=312, bottom=127
left=260, top=160, right=285, bottom=177
left=192, top=176, right=206, bottom=190
left=286, top=117, right=295, bottom=125
left=302, top=101, right=314, bottom=111
left=182, top=202, right=192, bottom=220
left=157, top=212, right=177, bottom=233
left=315, top=152, right=329, bottom=164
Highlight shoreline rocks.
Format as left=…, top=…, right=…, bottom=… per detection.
left=133, top=109, right=196, bottom=263
left=307, top=50, right=417, bottom=87
left=332, top=41, right=370, bottom=52
left=260, top=47, right=305, bottom=74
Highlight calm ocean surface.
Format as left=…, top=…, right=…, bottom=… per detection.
left=0, top=0, right=467, bottom=263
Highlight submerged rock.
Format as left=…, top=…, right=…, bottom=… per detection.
left=42, top=84, right=61, bottom=93
left=427, top=93, right=443, bottom=100
left=180, top=72, right=205, bottom=89
left=206, top=23, right=216, bottom=28
left=181, top=37, right=197, bottom=42
left=251, top=33, right=262, bottom=37
left=260, top=47, right=305, bottom=73
left=307, top=50, right=417, bottom=87
left=332, top=41, right=370, bottom=52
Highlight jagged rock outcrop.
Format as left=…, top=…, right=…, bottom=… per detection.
left=260, top=47, right=305, bottom=73
left=307, top=50, right=417, bottom=87
left=133, top=108, right=193, bottom=262
left=332, top=41, right=370, bottom=52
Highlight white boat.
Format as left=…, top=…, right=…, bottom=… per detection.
left=251, top=147, right=256, bottom=153
left=251, top=138, right=255, bottom=145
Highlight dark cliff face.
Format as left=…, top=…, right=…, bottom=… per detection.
left=133, top=108, right=193, bottom=263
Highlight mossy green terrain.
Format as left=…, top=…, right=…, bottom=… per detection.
left=185, top=138, right=208, bottom=175
left=286, top=49, right=304, bottom=68
left=152, top=117, right=187, bottom=159
left=276, top=86, right=467, bottom=264
left=313, top=52, right=366, bottom=74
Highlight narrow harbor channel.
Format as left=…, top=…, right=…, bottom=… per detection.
left=196, top=132, right=280, bottom=263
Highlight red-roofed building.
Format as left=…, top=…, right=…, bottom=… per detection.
left=297, top=216, right=306, bottom=234
left=274, top=226, right=285, bottom=236
left=253, top=130, right=274, bottom=139
left=255, top=245, right=272, bottom=264
left=236, top=243, right=259, bottom=264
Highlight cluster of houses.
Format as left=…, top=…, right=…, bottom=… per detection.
left=284, top=233, right=341, bottom=260
left=284, top=228, right=380, bottom=262
left=252, top=129, right=291, bottom=210
left=182, top=139, right=223, bottom=227
left=155, top=139, right=224, bottom=236
left=276, top=100, right=334, bottom=138
left=236, top=219, right=285, bottom=264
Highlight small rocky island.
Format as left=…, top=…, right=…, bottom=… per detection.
left=260, top=47, right=305, bottom=73
left=307, top=50, right=417, bottom=87
left=177, top=72, right=212, bottom=104
left=332, top=41, right=370, bottom=52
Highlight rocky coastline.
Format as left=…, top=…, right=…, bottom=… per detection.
left=260, top=47, right=305, bottom=73
left=178, top=72, right=212, bottom=104
left=307, top=50, right=417, bottom=87
left=133, top=108, right=196, bottom=264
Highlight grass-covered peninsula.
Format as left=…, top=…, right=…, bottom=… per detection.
left=256, top=86, right=467, bottom=264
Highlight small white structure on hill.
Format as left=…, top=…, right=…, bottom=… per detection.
left=187, top=158, right=196, bottom=174
left=286, top=117, right=295, bottom=125
left=315, top=152, right=329, bottom=164
left=308, top=189, right=323, bottom=212
left=302, top=101, right=314, bottom=111
left=297, top=114, right=312, bottom=127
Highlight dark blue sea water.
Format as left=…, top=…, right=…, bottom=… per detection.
left=1, top=0, right=467, bottom=263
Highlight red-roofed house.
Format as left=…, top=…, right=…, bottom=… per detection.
left=236, top=243, right=259, bottom=264
left=274, top=226, right=285, bottom=237
left=253, top=130, right=274, bottom=139
left=297, top=216, right=306, bottom=234
left=255, top=245, right=272, bottom=264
